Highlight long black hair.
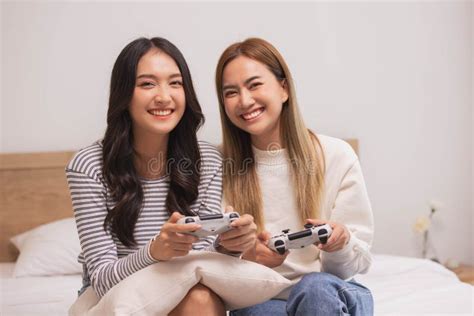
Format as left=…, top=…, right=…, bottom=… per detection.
left=102, top=37, right=204, bottom=247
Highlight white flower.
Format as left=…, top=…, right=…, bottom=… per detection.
left=413, top=216, right=431, bottom=233
left=445, top=258, right=460, bottom=269
left=429, top=200, right=443, bottom=212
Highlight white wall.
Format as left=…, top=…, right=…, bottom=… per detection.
left=2, top=1, right=472, bottom=264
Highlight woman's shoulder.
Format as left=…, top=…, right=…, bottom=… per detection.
left=66, top=140, right=104, bottom=177
left=197, top=140, right=222, bottom=165
left=316, top=134, right=358, bottom=166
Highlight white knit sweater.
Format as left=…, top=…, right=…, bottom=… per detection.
left=251, top=134, right=374, bottom=296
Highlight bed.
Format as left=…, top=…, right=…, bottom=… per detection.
left=1, top=143, right=472, bottom=315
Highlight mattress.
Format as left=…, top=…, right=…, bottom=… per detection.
left=1, top=255, right=473, bottom=315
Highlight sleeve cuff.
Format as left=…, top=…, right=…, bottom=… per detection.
left=213, top=237, right=242, bottom=258
left=146, top=234, right=160, bottom=263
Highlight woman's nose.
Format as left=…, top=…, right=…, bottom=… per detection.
left=154, top=87, right=172, bottom=105
left=239, top=89, right=255, bottom=108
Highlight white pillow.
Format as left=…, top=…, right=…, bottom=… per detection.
left=69, top=251, right=291, bottom=315
left=11, top=217, right=82, bottom=277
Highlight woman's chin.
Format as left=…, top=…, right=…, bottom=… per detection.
left=141, top=124, right=177, bottom=137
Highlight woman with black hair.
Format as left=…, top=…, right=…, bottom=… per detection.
left=66, top=37, right=256, bottom=315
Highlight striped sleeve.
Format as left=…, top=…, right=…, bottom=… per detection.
left=66, top=169, right=157, bottom=298
left=65, top=145, right=158, bottom=298
left=192, top=141, right=224, bottom=252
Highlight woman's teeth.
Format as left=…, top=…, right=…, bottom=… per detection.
left=242, top=108, right=263, bottom=120
left=149, top=109, right=172, bottom=116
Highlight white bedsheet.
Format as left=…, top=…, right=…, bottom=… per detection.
left=1, top=255, right=473, bottom=315
left=0, top=263, right=80, bottom=316
left=357, top=255, right=473, bottom=315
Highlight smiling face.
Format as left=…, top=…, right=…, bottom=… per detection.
left=129, top=48, right=185, bottom=142
left=222, top=56, right=288, bottom=150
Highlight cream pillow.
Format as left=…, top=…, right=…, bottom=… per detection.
left=11, top=217, right=82, bottom=277
left=69, top=251, right=291, bottom=315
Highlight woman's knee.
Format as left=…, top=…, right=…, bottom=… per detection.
left=292, top=272, right=344, bottom=297
left=303, top=272, right=342, bottom=286
left=287, top=273, right=350, bottom=315
left=185, top=284, right=218, bottom=305
left=170, top=284, right=225, bottom=316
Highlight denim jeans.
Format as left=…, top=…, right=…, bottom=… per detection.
left=230, top=272, right=374, bottom=316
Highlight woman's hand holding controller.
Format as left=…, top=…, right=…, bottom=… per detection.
left=243, top=231, right=289, bottom=268
left=217, top=206, right=257, bottom=254
left=306, top=219, right=351, bottom=252
left=150, top=212, right=201, bottom=261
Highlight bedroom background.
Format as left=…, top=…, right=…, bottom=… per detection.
left=1, top=0, right=472, bottom=267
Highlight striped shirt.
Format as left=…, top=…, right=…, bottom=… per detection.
left=66, top=140, right=223, bottom=297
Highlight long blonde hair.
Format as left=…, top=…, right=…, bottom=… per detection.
left=215, top=38, right=325, bottom=230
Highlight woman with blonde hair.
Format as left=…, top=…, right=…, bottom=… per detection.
left=215, top=38, right=375, bottom=315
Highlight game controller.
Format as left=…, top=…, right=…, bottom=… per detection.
left=268, top=223, right=333, bottom=255
left=177, top=212, right=240, bottom=238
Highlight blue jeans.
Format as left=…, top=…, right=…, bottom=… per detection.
left=230, top=272, right=374, bottom=316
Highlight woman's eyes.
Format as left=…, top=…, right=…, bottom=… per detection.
left=137, top=80, right=183, bottom=88
left=138, top=81, right=155, bottom=88
left=224, top=91, right=237, bottom=98
left=224, top=82, right=262, bottom=98
left=170, top=80, right=183, bottom=87
left=249, top=82, right=262, bottom=90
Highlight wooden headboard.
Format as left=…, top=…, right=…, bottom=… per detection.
left=0, top=138, right=358, bottom=263
left=0, top=151, right=75, bottom=262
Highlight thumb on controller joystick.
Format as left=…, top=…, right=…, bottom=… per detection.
left=168, top=212, right=183, bottom=223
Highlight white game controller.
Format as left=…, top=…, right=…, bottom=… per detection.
left=177, top=212, right=240, bottom=238
left=268, top=223, right=333, bottom=255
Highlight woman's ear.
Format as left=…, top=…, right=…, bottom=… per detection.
left=281, top=79, right=289, bottom=103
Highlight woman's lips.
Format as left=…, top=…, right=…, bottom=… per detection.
left=241, top=108, right=264, bottom=121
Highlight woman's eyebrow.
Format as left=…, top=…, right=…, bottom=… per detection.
left=136, top=74, right=156, bottom=80
left=222, top=83, right=237, bottom=91
left=244, top=76, right=261, bottom=85
left=136, top=73, right=182, bottom=80
left=223, top=76, right=261, bottom=90
left=169, top=73, right=182, bottom=79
